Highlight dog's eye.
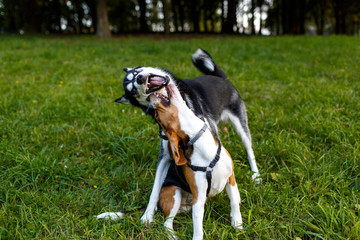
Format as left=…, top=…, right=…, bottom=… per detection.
left=136, top=74, right=144, bottom=84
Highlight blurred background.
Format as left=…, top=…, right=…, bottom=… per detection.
left=0, top=0, right=359, bottom=37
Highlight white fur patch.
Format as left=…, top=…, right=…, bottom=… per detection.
left=127, top=73, right=134, bottom=80
left=192, top=49, right=215, bottom=72
left=192, top=49, right=205, bottom=60
left=126, top=83, right=133, bottom=92
left=203, top=59, right=215, bottom=72
left=96, top=212, right=124, bottom=220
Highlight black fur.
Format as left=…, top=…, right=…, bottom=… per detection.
left=116, top=49, right=250, bottom=139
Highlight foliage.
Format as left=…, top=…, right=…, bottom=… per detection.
left=0, top=0, right=359, bottom=35
left=0, top=35, right=359, bottom=239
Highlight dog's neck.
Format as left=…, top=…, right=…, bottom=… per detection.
left=174, top=100, right=219, bottom=167
left=173, top=100, right=204, bottom=136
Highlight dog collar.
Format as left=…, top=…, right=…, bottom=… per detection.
left=187, top=123, right=208, bottom=146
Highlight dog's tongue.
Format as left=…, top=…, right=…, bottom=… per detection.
left=149, top=76, right=166, bottom=88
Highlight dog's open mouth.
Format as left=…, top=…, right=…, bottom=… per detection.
left=145, top=75, right=170, bottom=106
left=145, top=75, right=170, bottom=94
left=151, top=85, right=171, bottom=106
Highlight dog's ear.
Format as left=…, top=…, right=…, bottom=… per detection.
left=115, top=95, right=131, bottom=105
left=123, top=67, right=132, bottom=73
left=167, top=130, right=187, bottom=166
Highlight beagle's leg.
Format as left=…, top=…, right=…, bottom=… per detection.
left=191, top=176, right=208, bottom=240
left=183, top=166, right=207, bottom=240
left=159, top=186, right=182, bottom=239
left=141, top=140, right=171, bottom=224
left=192, top=184, right=207, bottom=240
left=226, top=173, right=243, bottom=229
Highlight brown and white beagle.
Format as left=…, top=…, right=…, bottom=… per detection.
left=150, top=83, right=243, bottom=240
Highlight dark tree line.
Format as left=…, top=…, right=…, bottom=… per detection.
left=268, top=0, right=360, bottom=35
left=0, top=0, right=359, bottom=37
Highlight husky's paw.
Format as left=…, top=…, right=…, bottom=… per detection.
left=251, top=172, right=262, bottom=184
left=95, top=212, right=124, bottom=220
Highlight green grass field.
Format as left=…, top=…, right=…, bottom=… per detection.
left=0, top=35, right=359, bottom=239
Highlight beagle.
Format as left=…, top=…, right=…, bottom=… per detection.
left=150, top=83, right=243, bottom=239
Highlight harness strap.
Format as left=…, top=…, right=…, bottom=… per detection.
left=160, top=121, right=221, bottom=195
left=187, top=123, right=207, bottom=146
left=187, top=141, right=222, bottom=195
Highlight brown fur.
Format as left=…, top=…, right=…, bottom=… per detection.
left=228, top=154, right=236, bottom=186
left=154, top=101, right=191, bottom=166
left=228, top=173, right=236, bottom=186
left=183, top=165, right=198, bottom=204
left=158, top=186, right=179, bottom=218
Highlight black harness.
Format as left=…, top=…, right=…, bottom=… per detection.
left=187, top=139, right=221, bottom=195
left=160, top=123, right=222, bottom=196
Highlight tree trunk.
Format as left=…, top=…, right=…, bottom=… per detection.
left=52, top=0, right=62, bottom=33
left=179, top=1, right=185, bottom=32
left=86, top=0, right=97, bottom=33
left=138, top=0, right=148, bottom=32
left=203, top=8, right=208, bottom=32
left=275, top=0, right=280, bottom=35
left=251, top=0, right=256, bottom=35
left=162, top=0, right=170, bottom=34
left=96, top=0, right=111, bottom=38
left=333, top=0, right=347, bottom=34
left=282, top=0, right=290, bottom=34
left=319, top=2, right=325, bottom=35
left=23, top=0, right=41, bottom=33
left=172, top=0, right=179, bottom=32
left=258, top=4, right=263, bottom=35
left=221, top=0, right=225, bottom=33
left=227, top=0, right=237, bottom=33
left=74, top=0, right=84, bottom=33
left=298, top=0, right=306, bottom=34
left=191, top=1, right=200, bottom=33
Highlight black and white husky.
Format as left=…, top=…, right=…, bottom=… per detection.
left=99, top=49, right=260, bottom=224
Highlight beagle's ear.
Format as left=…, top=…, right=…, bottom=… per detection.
left=168, top=131, right=187, bottom=166
left=114, top=95, right=131, bottom=105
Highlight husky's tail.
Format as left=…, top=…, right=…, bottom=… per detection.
left=191, top=48, right=227, bottom=79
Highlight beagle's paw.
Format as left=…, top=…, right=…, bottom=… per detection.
left=232, top=218, right=243, bottom=230
left=95, top=212, right=124, bottom=220
left=140, top=212, right=154, bottom=225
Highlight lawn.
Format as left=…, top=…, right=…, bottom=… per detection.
left=0, top=35, right=359, bottom=239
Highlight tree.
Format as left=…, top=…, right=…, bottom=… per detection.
left=310, top=0, right=327, bottom=35
left=250, top=0, right=256, bottom=34
left=96, top=0, right=111, bottom=38
left=73, top=0, right=85, bottom=33
left=23, top=0, right=41, bottom=33
left=162, top=0, right=170, bottom=34
left=222, top=0, right=238, bottom=33
left=257, top=0, right=265, bottom=35
left=138, top=0, right=148, bottom=32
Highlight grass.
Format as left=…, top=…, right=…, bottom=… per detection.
left=0, top=35, right=359, bottom=239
